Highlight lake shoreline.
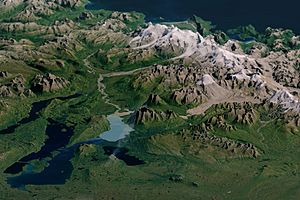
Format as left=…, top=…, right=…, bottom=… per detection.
left=86, top=0, right=300, bottom=33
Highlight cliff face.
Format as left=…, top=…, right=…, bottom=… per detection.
left=130, top=107, right=178, bottom=125
left=31, top=73, right=69, bottom=93
left=1, top=1, right=300, bottom=198
left=130, top=23, right=300, bottom=115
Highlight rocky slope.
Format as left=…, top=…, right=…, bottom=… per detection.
left=130, top=106, right=178, bottom=125
left=130, top=23, right=300, bottom=118
left=1, top=2, right=300, bottom=199
left=0, top=0, right=299, bottom=166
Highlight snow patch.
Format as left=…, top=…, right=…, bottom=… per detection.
left=131, top=23, right=258, bottom=74
left=231, top=70, right=251, bottom=80
left=270, top=90, right=300, bottom=112
left=197, top=74, right=216, bottom=86
left=130, top=23, right=203, bottom=59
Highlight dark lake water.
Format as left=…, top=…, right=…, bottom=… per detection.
left=103, top=146, right=145, bottom=166
left=2, top=94, right=81, bottom=188
left=7, top=145, right=76, bottom=188
left=87, top=0, right=300, bottom=33
left=5, top=110, right=144, bottom=189
left=4, top=119, right=75, bottom=175
left=0, top=93, right=81, bottom=135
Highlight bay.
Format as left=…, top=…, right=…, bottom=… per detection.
left=87, top=0, right=300, bottom=33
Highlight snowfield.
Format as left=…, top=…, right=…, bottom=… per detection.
left=131, top=23, right=300, bottom=113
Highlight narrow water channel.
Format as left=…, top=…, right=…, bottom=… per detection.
left=0, top=93, right=81, bottom=135
left=6, top=113, right=144, bottom=189
left=4, top=120, right=74, bottom=175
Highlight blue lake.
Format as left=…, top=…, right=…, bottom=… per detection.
left=87, top=0, right=300, bottom=33
left=6, top=112, right=142, bottom=189
left=100, top=115, right=134, bottom=142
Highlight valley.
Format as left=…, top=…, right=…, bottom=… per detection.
left=0, top=0, right=300, bottom=199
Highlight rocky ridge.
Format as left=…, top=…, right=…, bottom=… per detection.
left=130, top=106, right=178, bottom=125
left=0, top=74, right=33, bottom=97
left=187, top=130, right=260, bottom=158
left=31, top=73, right=69, bottom=93
left=130, top=24, right=300, bottom=116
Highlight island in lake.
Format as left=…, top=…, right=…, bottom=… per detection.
left=0, top=0, right=300, bottom=199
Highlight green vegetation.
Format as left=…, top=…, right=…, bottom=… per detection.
left=189, top=15, right=215, bottom=36
left=2, top=100, right=300, bottom=199
left=90, top=47, right=174, bottom=72
left=104, top=72, right=193, bottom=114
left=70, top=115, right=110, bottom=144
left=0, top=0, right=300, bottom=199
left=227, top=25, right=259, bottom=40
left=239, top=41, right=255, bottom=53
left=0, top=119, right=48, bottom=171
left=104, top=75, right=146, bottom=110
left=0, top=4, right=26, bottom=22
left=162, top=20, right=197, bottom=32
left=227, top=25, right=300, bottom=51
left=263, top=28, right=298, bottom=50
left=162, top=15, right=215, bottom=36
left=0, top=99, right=32, bottom=130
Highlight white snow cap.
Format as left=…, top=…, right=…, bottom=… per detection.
left=130, top=23, right=203, bottom=58
left=197, top=74, right=216, bottom=86
left=231, top=70, right=251, bottom=80
left=270, top=90, right=300, bottom=112
left=130, top=23, right=259, bottom=75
